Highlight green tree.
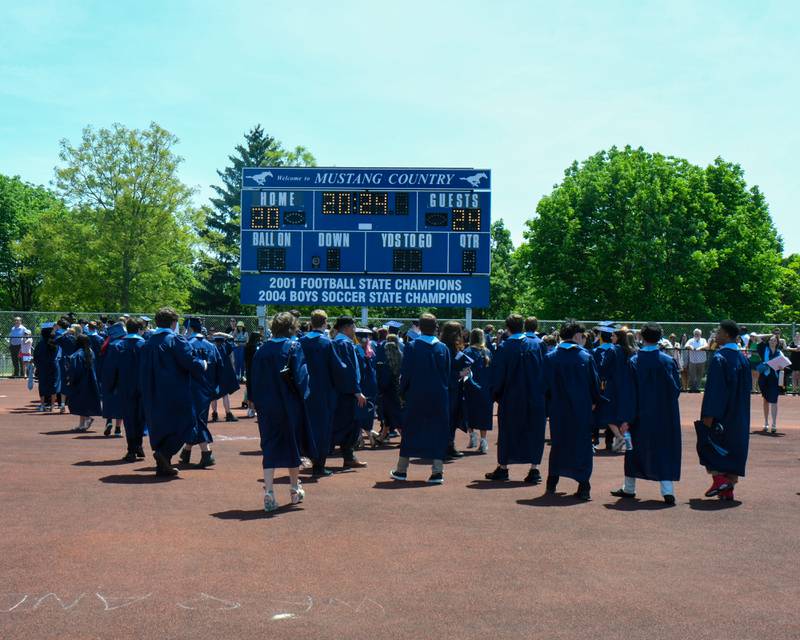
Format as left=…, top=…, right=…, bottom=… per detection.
left=193, top=125, right=315, bottom=313
left=774, top=254, right=800, bottom=321
left=484, top=219, right=516, bottom=318
left=0, top=175, right=67, bottom=309
left=520, top=146, right=783, bottom=321
left=41, top=122, right=198, bottom=311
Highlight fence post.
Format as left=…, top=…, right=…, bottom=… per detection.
left=465, top=308, right=473, bottom=330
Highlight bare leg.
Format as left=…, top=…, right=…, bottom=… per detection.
left=199, top=442, right=211, bottom=452
left=288, top=467, right=300, bottom=486
left=762, top=398, right=769, bottom=425
left=770, top=402, right=778, bottom=429
left=223, top=395, right=231, bottom=412
left=211, top=399, right=218, bottom=413
left=263, top=468, right=275, bottom=494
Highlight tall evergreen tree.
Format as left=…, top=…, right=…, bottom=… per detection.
left=193, top=125, right=315, bottom=313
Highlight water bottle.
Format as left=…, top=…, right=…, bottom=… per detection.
left=623, top=431, right=633, bottom=451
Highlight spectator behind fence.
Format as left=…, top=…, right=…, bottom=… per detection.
left=685, top=329, right=708, bottom=392
left=788, top=332, right=800, bottom=395
left=9, top=316, right=28, bottom=378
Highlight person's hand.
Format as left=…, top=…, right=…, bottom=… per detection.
left=356, top=393, right=366, bottom=408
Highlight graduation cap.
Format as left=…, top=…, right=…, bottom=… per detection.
left=594, top=321, right=617, bottom=335
left=184, top=317, right=204, bottom=333
left=387, top=320, right=403, bottom=330
left=455, top=350, right=474, bottom=366
left=212, top=331, right=232, bottom=341
left=40, top=322, right=55, bottom=329
left=108, top=323, right=126, bottom=339
left=140, top=315, right=151, bottom=323
left=335, top=315, right=355, bottom=330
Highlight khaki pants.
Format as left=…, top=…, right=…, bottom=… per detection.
left=688, top=362, right=705, bottom=391
left=396, top=456, right=443, bottom=475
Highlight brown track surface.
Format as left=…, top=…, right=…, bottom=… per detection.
left=1, top=379, right=798, bottom=640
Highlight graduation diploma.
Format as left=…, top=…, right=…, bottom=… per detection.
left=766, top=354, right=791, bottom=371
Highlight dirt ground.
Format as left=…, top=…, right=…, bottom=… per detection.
left=0, top=378, right=798, bottom=640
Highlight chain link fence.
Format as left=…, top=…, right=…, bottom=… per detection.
left=1, top=310, right=798, bottom=389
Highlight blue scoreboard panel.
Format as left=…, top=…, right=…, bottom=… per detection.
left=240, top=167, right=491, bottom=308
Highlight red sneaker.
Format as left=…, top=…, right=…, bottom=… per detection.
left=719, top=488, right=735, bottom=501
left=705, top=474, right=732, bottom=497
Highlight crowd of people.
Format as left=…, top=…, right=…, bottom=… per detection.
left=21, top=307, right=763, bottom=512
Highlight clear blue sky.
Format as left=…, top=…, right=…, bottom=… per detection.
left=2, top=1, right=798, bottom=253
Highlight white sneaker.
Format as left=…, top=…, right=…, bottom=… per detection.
left=263, top=490, right=278, bottom=512
left=771, top=425, right=777, bottom=434
left=467, top=431, right=478, bottom=449
left=300, top=457, right=312, bottom=470
left=763, top=424, right=770, bottom=433
left=479, top=437, right=488, bottom=454
left=290, top=483, right=305, bottom=505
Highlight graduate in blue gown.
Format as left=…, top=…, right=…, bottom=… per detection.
left=440, top=321, right=468, bottom=459
left=179, top=319, right=222, bottom=469
left=250, top=312, right=317, bottom=512
left=330, top=316, right=368, bottom=469
left=86, top=322, right=105, bottom=357
left=139, top=308, right=208, bottom=477
left=463, top=328, right=493, bottom=454
left=106, top=318, right=147, bottom=462
left=697, top=320, right=751, bottom=501
left=64, top=335, right=102, bottom=431
left=756, top=334, right=783, bottom=433
left=356, top=328, right=378, bottom=441
left=485, top=315, right=547, bottom=484
left=54, top=323, right=78, bottom=413
left=99, top=322, right=126, bottom=437
left=299, top=310, right=347, bottom=477
left=592, top=322, right=634, bottom=452
left=544, top=322, right=604, bottom=501
left=610, top=323, right=681, bottom=504
left=390, top=313, right=451, bottom=484
left=33, top=323, right=61, bottom=411
left=375, top=334, right=404, bottom=443
left=210, top=332, right=240, bottom=423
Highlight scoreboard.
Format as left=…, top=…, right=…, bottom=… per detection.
left=239, top=167, right=491, bottom=308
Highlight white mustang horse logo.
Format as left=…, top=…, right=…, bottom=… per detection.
left=460, top=172, right=487, bottom=188
left=249, top=171, right=273, bottom=185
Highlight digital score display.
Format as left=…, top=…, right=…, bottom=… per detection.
left=240, top=167, right=491, bottom=308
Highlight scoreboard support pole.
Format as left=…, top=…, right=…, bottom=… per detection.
left=465, top=308, right=473, bottom=330
left=360, top=306, right=369, bottom=327
left=256, top=305, right=267, bottom=331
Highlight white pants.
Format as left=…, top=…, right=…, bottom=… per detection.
left=624, top=476, right=674, bottom=496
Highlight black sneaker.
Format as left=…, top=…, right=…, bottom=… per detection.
left=427, top=472, right=444, bottom=484
left=179, top=448, right=191, bottom=466
left=225, top=412, right=239, bottom=422
left=389, top=469, right=407, bottom=481
left=312, top=466, right=333, bottom=477
left=446, top=445, right=464, bottom=459
left=135, top=446, right=146, bottom=459
left=103, top=422, right=113, bottom=437
left=524, top=468, right=542, bottom=485
left=114, top=425, right=122, bottom=437
left=610, top=488, right=636, bottom=499
left=485, top=466, right=509, bottom=481
left=154, top=451, right=178, bottom=477
left=663, top=494, right=676, bottom=505
left=122, top=450, right=138, bottom=463
left=575, top=482, right=591, bottom=501
left=198, top=451, right=216, bottom=468
left=210, top=411, right=219, bottom=423
left=545, top=476, right=559, bottom=494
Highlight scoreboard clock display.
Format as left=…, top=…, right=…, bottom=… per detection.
left=240, top=167, right=491, bottom=308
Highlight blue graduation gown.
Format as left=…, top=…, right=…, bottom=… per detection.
left=545, top=344, right=603, bottom=482
left=463, top=346, right=493, bottom=431
left=447, top=347, right=467, bottom=435
left=299, top=333, right=346, bottom=460
left=55, top=333, right=78, bottom=384
left=250, top=339, right=317, bottom=468
left=375, top=343, right=404, bottom=430
left=756, top=345, right=781, bottom=403
left=139, top=329, right=207, bottom=457
left=106, top=335, right=146, bottom=445
left=698, top=347, right=751, bottom=476
left=593, top=344, right=635, bottom=426
left=213, top=339, right=241, bottom=397
left=100, top=338, right=125, bottom=419
left=355, top=344, right=378, bottom=430
left=87, top=333, right=104, bottom=357
left=493, top=336, right=547, bottom=465
left=186, top=335, right=222, bottom=445
left=33, top=330, right=61, bottom=397
left=625, top=349, right=682, bottom=481
left=399, top=338, right=451, bottom=460
left=64, top=350, right=102, bottom=416
left=330, top=335, right=362, bottom=448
